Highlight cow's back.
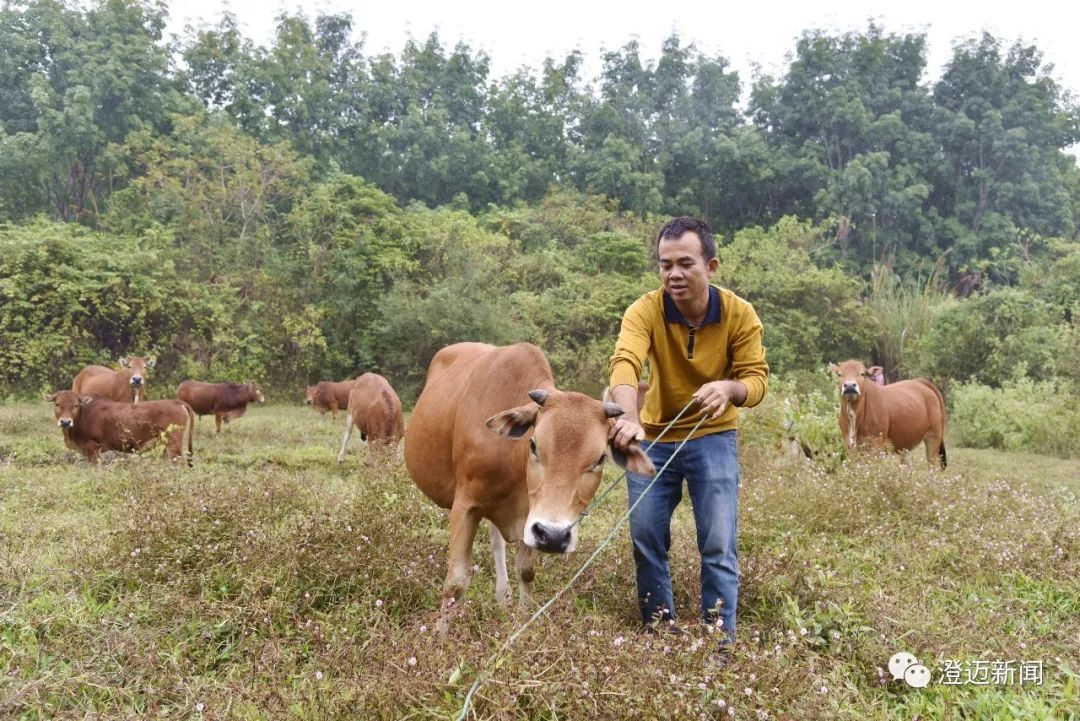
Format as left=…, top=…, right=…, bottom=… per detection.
left=74, top=365, right=131, bottom=402
left=405, top=343, right=554, bottom=509
left=351, top=373, right=404, bottom=443
left=861, top=379, right=944, bottom=451
left=177, top=380, right=218, bottom=415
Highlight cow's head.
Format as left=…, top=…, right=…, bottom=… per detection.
left=486, top=389, right=655, bottom=554
left=45, top=390, right=93, bottom=428
left=829, top=360, right=881, bottom=400
left=304, top=386, right=318, bottom=405
left=119, top=356, right=155, bottom=388
left=246, top=381, right=265, bottom=403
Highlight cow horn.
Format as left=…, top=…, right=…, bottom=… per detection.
left=602, top=402, right=625, bottom=418
left=528, top=389, right=550, bottom=406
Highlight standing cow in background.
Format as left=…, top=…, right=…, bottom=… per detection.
left=305, top=379, right=357, bottom=419
left=46, top=390, right=194, bottom=465
left=73, top=356, right=155, bottom=403
left=337, top=373, right=405, bottom=463
left=177, top=380, right=265, bottom=433
left=830, top=360, right=947, bottom=468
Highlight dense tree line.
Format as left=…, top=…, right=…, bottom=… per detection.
left=1, top=0, right=1078, bottom=458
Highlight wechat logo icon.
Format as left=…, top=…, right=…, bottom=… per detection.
left=889, top=651, right=931, bottom=688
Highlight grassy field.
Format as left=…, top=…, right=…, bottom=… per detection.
left=1, top=401, right=1077, bottom=720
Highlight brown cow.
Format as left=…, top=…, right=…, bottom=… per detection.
left=337, top=373, right=405, bottom=463
left=304, top=379, right=356, bottom=419
left=176, top=380, right=265, bottom=433
left=72, top=356, right=156, bottom=403
left=829, top=360, right=947, bottom=467
left=404, top=342, right=655, bottom=618
left=46, top=390, right=194, bottom=465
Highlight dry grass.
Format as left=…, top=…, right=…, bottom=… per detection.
left=1, top=402, right=1078, bottom=720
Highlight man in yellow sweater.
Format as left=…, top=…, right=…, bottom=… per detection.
left=609, top=216, right=769, bottom=645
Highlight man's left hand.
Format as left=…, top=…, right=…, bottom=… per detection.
left=692, top=380, right=748, bottom=418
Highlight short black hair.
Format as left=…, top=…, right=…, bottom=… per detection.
left=656, top=216, right=716, bottom=261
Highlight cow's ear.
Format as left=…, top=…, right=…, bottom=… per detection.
left=78, top=395, right=94, bottom=407
left=609, top=440, right=656, bottom=477
left=43, top=392, right=57, bottom=402
left=867, top=366, right=883, bottom=377
left=828, top=363, right=840, bottom=375
left=486, top=403, right=540, bottom=438
left=146, top=357, right=156, bottom=369
left=119, top=357, right=130, bottom=368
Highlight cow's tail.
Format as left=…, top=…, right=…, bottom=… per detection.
left=183, top=401, right=196, bottom=467
left=919, top=378, right=948, bottom=469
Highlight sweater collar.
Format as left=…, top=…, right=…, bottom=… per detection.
left=663, top=285, right=722, bottom=327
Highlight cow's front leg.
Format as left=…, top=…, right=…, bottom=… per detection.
left=436, top=501, right=480, bottom=633
left=515, top=542, right=536, bottom=607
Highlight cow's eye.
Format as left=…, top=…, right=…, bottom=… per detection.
left=592, top=454, right=606, bottom=470
left=529, top=438, right=538, bottom=457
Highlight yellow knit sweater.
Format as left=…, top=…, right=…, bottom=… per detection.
left=609, top=285, right=769, bottom=441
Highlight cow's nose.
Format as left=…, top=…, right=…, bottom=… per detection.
left=304, top=399, right=312, bottom=404
left=59, top=418, right=73, bottom=428
left=131, top=376, right=143, bottom=386
left=842, top=382, right=859, bottom=395
left=531, top=522, right=572, bottom=553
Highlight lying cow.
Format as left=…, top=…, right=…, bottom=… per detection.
left=176, top=380, right=265, bottom=433
left=305, top=379, right=357, bottom=419
left=405, top=342, right=654, bottom=616
left=337, top=373, right=405, bottom=463
left=72, top=356, right=155, bottom=403
left=46, top=390, right=194, bottom=465
left=830, top=360, right=947, bottom=467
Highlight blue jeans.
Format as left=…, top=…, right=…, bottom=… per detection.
left=627, top=430, right=740, bottom=640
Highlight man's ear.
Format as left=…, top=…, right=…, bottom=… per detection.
left=486, top=403, right=540, bottom=438
left=608, top=440, right=656, bottom=477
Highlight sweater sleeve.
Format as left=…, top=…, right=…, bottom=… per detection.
left=609, top=298, right=651, bottom=390
left=730, top=300, right=769, bottom=408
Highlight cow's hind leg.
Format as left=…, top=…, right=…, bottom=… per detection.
left=924, top=433, right=946, bottom=469
left=337, top=414, right=355, bottom=463
left=489, top=521, right=511, bottom=607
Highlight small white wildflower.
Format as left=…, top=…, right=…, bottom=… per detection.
left=613, top=636, right=625, bottom=647
left=375, top=599, right=384, bottom=607
left=195, top=702, right=204, bottom=713
left=820, top=685, right=828, bottom=694
left=799, top=627, right=808, bottom=636
left=408, top=656, right=417, bottom=667
left=744, top=687, right=753, bottom=696
left=315, top=671, right=324, bottom=680
left=419, top=624, right=427, bottom=633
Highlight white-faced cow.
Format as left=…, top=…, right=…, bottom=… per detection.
left=176, top=380, right=265, bottom=433
left=404, top=342, right=655, bottom=618
left=72, top=356, right=156, bottom=403
left=337, top=373, right=405, bottom=464
left=46, top=390, right=194, bottom=465
left=830, top=360, right=947, bottom=467
left=305, top=379, right=357, bottom=419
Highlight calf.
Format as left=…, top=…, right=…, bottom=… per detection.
left=337, top=373, right=405, bottom=463
left=830, top=360, right=947, bottom=467
left=47, top=390, right=194, bottom=465
left=177, top=380, right=265, bottom=433
left=72, top=356, right=155, bottom=403
left=405, top=342, right=654, bottom=617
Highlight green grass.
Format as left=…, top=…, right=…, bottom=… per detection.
left=1, top=402, right=1078, bottom=719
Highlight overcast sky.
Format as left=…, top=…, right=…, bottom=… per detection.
left=165, top=0, right=1080, bottom=99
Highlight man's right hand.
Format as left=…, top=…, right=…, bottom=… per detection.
left=607, top=384, right=645, bottom=451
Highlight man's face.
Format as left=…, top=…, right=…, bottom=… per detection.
left=658, top=231, right=718, bottom=303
